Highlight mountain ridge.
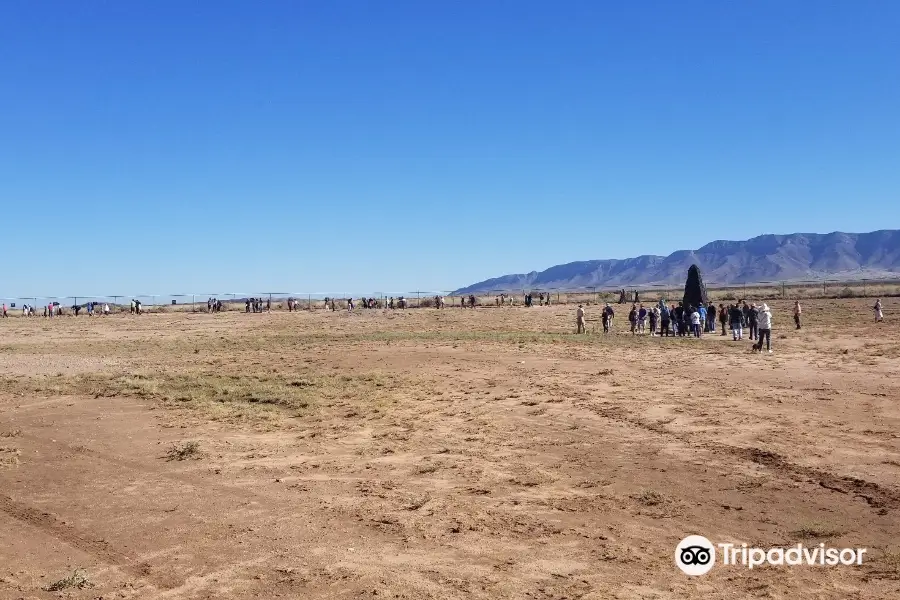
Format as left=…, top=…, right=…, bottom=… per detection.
left=452, top=230, right=900, bottom=294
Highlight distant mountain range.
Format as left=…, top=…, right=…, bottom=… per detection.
left=453, top=230, right=900, bottom=294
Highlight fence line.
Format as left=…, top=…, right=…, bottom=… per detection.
left=1, top=277, right=898, bottom=311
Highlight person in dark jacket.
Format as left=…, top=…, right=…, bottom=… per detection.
left=707, top=302, right=717, bottom=333
left=730, top=304, right=744, bottom=341
left=719, top=303, right=728, bottom=336
left=748, top=304, right=759, bottom=341
left=660, top=303, right=671, bottom=337
left=602, top=304, right=614, bottom=333
left=673, top=303, right=684, bottom=336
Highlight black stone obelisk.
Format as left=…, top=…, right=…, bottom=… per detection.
left=682, top=264, right=709, bottom=309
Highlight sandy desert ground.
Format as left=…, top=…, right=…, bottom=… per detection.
left=1, top=298, right=898, bottom=599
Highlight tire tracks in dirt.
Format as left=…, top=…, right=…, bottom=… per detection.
left=0, top=493, right=146, bottom=580
left=574, top=396, right=900, bottom=513
left=1, top=427, right=413, bottom=594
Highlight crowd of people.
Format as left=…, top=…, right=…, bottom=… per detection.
left=244, top=297, right=269, bottom=313
left=576, top=299, right=783, bottom=352
left=572, top=297, right=886, bottom=352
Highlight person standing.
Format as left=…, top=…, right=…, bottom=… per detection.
left=628, top=304, right=638, bottom=335
left=707, top=302, right=717, bottom=333
left=793, top=300, right=802, bottom=329
left=757, top=303, right=773, bottom=353
left=672, top=303, right=683, bottom=336
left=874, top=299, right=884, bottom=322
left=649, top=305, right=659, bottom=336
left=602, top=303, right=613, bottom=333
left=719, top=303, right=728, bottom=336
left=699, top=304, right=707, bottom=333
left=660, top=302, right=670, bottom=337
left=748, top=303, right=759, bottom=341
left=1, top=304, right=6, bottom=318
left=690, top=306, right=701, bottom=337
left=637, top=304, right=647, bottom=334
left=730, top=304, right=743, bottom=341
left=103, top=303, right=110, bottom=316
left=576, top=304, right=586, bottom=334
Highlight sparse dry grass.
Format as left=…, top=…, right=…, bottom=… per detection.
left=868, top=550, right=900, bottom=581
left=44, top=569, right=92, bottom=592
left=790, top=523, right=844, bottom=539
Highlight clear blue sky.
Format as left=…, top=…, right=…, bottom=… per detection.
left=2, top=1, right=898, bottom=297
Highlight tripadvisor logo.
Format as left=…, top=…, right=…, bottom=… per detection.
left=675, top=535, right=867, bottom=576
left=676, top=536, right=716, bottom=576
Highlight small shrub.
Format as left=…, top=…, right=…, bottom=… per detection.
left=839, top=287, right=856, bottom=298
left=166, top=440, right=201, bottom=461
left=635, top=489, right=665, bottom=506
left=791, top=523, right=843, bottom=539
left=45, top=569, right=92, bottom=592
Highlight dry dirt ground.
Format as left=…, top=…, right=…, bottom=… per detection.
left=0, top=298, right=898, bottom=600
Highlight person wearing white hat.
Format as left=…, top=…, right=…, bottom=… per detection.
left=757, top=303, right=773, bottom=353
left=576, top=304, right=586, bottom=334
